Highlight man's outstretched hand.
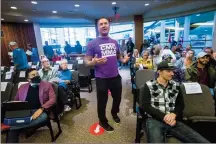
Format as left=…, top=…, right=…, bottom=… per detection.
left=92, top=55, right=107, bottom=65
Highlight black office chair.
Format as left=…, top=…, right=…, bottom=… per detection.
left=1, top=72, right=15, bottom=83
left=77, top=63, right=92, bottom=93
left=14, top=70, right=28, bottom=84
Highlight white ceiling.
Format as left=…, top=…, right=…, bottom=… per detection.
left=1, top=0, right=216, bottom=25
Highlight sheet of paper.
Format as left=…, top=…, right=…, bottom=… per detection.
left=1, top=82, right=7, bottom=92
left=31, top=65, right=37, bottom=69
left=183, top=82, right=202, bottom=94
left=54, top=65, right=59, bottom=69
left=9, top=66, right=14, bottom=72
left=8, top=52, right=13, bottom=56
left=139, top=64, right=143, bottom=70
left=19, top=71, right=26, bottom=78
left=68, top=64, right=73, bottom=69
left=26, top=50, right=33, bottom=56
left=78, top=60, right=83, bottom=64
left=1, top=66, right=5, bottom=71
left=5, top=72, right=12, bottom=79
left=56, top=61, right=61, bottom=64
left=28, top=62, right=32, bottom=66
left=18, top=82, right=28, bottom=88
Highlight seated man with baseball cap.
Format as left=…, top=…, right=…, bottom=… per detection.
left=185, top=51, right=216, bottom=89
left=139, top=61, right=209, bottom=143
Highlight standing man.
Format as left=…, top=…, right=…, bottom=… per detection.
left=43, top=41, right=54, bottom=61
left=27, top=43, right=39, bottom=65
left=84, top=17, right=130, bottom=131
left=9, top=41, right=29, bottom=70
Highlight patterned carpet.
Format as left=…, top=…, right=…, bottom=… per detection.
left=1, top=67, right=146, bottom=143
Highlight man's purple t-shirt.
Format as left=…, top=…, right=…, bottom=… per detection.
left=86, top=37, right=120, bottom=78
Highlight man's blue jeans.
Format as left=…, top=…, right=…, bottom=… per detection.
left=6, top=112, right=48, bottom=143
left=146, top=118, right=209, bottom=143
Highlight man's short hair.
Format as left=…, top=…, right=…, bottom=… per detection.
left=8, top=41, right=17, bottom=46
left=60, top=59, right=68, bottom=65
left=188, top=49, right=195, bottom=55
left=25, top=68, right=37, bottom=78
left=204, top=47, right=213, bottom=54
left=97, top=17, right=110, bottom=25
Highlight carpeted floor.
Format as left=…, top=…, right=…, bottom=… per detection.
left=1, top=67, right=146, bottom=143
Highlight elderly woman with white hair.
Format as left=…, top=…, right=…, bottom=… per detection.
left=57, top=59, right=73, bottom=112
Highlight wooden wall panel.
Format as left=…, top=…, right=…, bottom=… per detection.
left=1, top=22, right=37, bottom=66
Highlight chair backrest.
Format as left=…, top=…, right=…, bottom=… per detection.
left=1, top=72, right=15, bottom=83
left=1, top=82, right=13, bottom=102
left=77, top=64, right=90, bottom=76
left=135, top=69, right=155, bottom=89
left=180, top=84, right=215, bottom=117
left=72, top=70, right=79, bottom=82
left=14, top=70, right=28, bottom=84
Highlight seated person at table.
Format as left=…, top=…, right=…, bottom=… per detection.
left=7, top=68, right=56, bottom=143
left=52, top=51, right=61, bottom=63
left=56, top=59, right=72, bottom=112
left=139, top=61, right=209, bottom=143
left=38, top=57, right=58, bottom=82
left=135, top=51, right=153, bottom=69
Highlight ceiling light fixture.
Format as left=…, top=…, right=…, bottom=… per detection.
left=112, top=2, right=116, bottom=5
left=11, top=6, right=17, bottom=9
left=196, top=14, right=200, bottom=16
left=52, top=11, right=57, bottom=13
left=24, top=19, right=29, bottom=22
left=31, top=1, right=37, bottom=4
left=145, top=3, right=149, bottom=6
left=205, top=30, right=208, bottom=31
left=75, top=4, right=80, bottom=7
left=1, top=18, right=4, bottom=21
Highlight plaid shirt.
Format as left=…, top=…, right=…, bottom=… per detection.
left=146, top=80, right=179, bottom=114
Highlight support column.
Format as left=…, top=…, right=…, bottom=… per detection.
left=33, top=23, right=44, bottom=56
left=183, top=16, right=191, bottom=47
left=95, top=19, right=99, bottom=37
left=174, top=19, right=180, bottom=42
left=134, top=15, right=143, bottom=52
left=160, top=20, right=165, bottom=47
left=212, top=11, right=216, bottom=51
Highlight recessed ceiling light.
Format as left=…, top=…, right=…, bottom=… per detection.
left=11, top=6, right=17, bottom=9
left=24, top=19, right=28, bottom=22
left=145, top=3, right=149, bottom=6
left=52, top=11, right=57, bottom=13
left=1, top=18, right=4, bottom=21
left=31, top=1, right=37, bottom=4
left=196, top=14, right=200, bottom=16
left=112, top=2, right=116, bottom=5
left=75, top=4, right=80, bottom=7
left=205, top=30, right=208, bottom=31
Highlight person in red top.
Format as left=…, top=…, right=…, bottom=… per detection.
left=52, top=51, right=61, bottom=62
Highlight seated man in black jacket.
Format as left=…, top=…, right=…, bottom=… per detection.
left=139, top=61, right=209, bottom=143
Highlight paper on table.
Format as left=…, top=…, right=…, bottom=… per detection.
left=10, top=66, right=14, bottom=72
left=183, top=82, right=202, bottom=94
left=139, top=64, right=143, bottom=70
left=68, top=64, right=73, bottom=69
left=1, top=82, right=7, bottom=92
left=26, top=50, right=33, bottom=56
left=18, top=82, right=28, bottom=88
left=19, top=71, right=26, bottom=78
left=28, top=62, right=32, bottom=66
left=31, top=65, right=37, bottom=69
left=5, top=72, right=12, bottom=80
left=78, top=60, right=83, bottom=64
left=56, top=61, right=61, bottom=64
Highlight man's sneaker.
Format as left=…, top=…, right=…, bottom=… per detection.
left=64, top=105, right=72, bottom=112
left=112, top=114, right=120, bottom=124
left=99, top=122, right=114, bottom=132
